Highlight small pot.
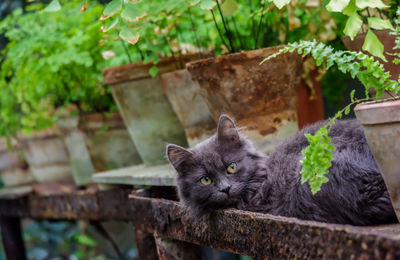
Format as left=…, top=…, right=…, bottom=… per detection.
left=58, top=112, right=142, bottom=186
left=187, top=46, right=303, bottom=154
left=160, top=69, right=216, bottom=147
left=0, top=139, right=34, bottom=187
left=79, top=112, right=142, bottom=172
left=354, top=99, right=400, bottom=221
left=19, top=128, right=73, bottom=183
left=103, top=53, right=211, bottom=165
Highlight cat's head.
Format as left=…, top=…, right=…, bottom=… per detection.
left=167, top=114, right=265, bottom=216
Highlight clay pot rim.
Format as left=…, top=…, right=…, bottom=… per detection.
left=186, top=46, right=286, bottom=70
left=354, top=97, right=400, bottom=125
left=102, top=51, right=213, bottom=85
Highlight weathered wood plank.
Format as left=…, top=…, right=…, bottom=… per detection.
left=92, top=164, right=176, bottom=187
left=1, top=188, right=400, bottom=259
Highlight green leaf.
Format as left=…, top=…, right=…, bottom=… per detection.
left=268, top=0, right=291, bottom=9
left=76, top=234, right=97, bottom=247
left=326, top=0, right=351, bottom=12
left=343, top=12, right=362, bottom=40
left=188, top=0, right=200, bottom=6
left=100, top=0, right=122, bottom=20
left=44, top=0, right=61, bottom=12
left=119, top=26, right=140, bottom=45
left=355, top=0, right=389, bottom=9
left=121, top=2, right=147, bottom=22
left=367, top=17, right=394, bottom=31
left=149, top=66, right=159, bottom=77
left=101, top=16, right=119, bottom=33
left=362, top=29, right=387, bottom=61
left=200, top=0, right=216, bottom=10
left=350, top=89, right=356, bottom=102
left=342, top=0, right=356, bottom=16
left=221, top=0, right=238, bottom=16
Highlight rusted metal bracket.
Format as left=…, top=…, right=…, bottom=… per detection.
left=1, top=188, right=400, bottom=259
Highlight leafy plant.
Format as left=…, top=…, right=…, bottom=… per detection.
left=0, top=0, right=118, bottom=138
left=269, top=0, right=395, bottom=61
left=262, top=40, right=400, bottom=194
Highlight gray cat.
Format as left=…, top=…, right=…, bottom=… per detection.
left=167, top=115, right=397, bottom=225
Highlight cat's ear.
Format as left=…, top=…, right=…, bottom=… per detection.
left=167, top=144, right=192, bottom=171
left=217, top=114, right=240, bottom=144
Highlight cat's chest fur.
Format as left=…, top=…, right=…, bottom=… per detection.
left=167, top=115, right=397, bottom=226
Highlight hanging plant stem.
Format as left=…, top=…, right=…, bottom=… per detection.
left=188, top=7, right=203, bottom=58
left=231, top=16, right=245, bottom=51
left=211, top=9, right=231, bottom=52
left=135, top=44, right=144, bottom=61
left=120, top=38, right=133, bottom=63
left=216, top=0, right=235, bottom=53
left=254, top=0, right=266, bottom=49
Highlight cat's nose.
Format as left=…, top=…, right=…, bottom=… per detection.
left=219, top=185, right=231, bottom=194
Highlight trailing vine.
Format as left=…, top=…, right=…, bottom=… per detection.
left=261, top=40, right=400, bottom=194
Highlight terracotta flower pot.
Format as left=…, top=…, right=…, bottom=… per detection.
left=58, top=112, right=142, bottom=186
left=354, top=99, right=400, bottom=221
left=19, top=128, right=73, bottom=183
left=103, top=53, right=211, bottom=165
left=343, top=30, right=398, bottom=97
left=160, top=69, right=216, bottom=147
left=0, top=139, right=34, bottom=187
left=187, top=46, right=303, bottom=154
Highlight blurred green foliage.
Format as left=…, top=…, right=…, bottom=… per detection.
left=0, top=0, right=119, bottom=139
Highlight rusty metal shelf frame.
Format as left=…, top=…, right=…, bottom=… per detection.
left=1, top=188, right=400, bottom=259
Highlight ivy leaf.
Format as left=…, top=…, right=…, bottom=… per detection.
left=100, top=17, right=119, bottom=33
left=326, top=0, right=351, bottom=12
left=268, top=0, right=291, bottom=9
left=121, top=2, right=147, bottom=22
left=343, top=11, right=362, bottom=40
left=355, top=0, right=389, bottom=9
left=221, top=0, right=238, bottom=16
left=44, top=0, right=61, bottom=12
left=119, top=26, right=140, bottom=45
left=75, top=234, right=97, bottom=247
left=188, top=0, right=200, bottom=6
left=362, top=29, right=387, bottom=61
left=200, top=0, right=216, bottom=10
left=149, top=66, right=159, bottom=77
left=100, top=0, right=122, bottom=20
left=367, top=17, right=394, bottom=31
left=342, top=0, right=356, bottom=16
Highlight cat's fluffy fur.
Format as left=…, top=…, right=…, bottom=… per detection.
left=167, top=115, right=397, bottom=225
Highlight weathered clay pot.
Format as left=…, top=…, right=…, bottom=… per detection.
left=103, top=53, right=210, bottom=165
left=19, top=128, right=73, bottom=183
left=187, top=46, right=303, bottom=154
left=343, top=30, right=398, bottom=98
left=0, top=139, right=34, bottom=187
left=79, top=112, right=142, bottom=172
left=160, top=69, right=216, bottom=147
left=58, top=112, right=142, bottom=186
left=57, top=116, right=95, bottom=186
left=354, top=99, right=400, bottom=221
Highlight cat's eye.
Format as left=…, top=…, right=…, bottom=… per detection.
left=227, top=162, right=237, bottom=174
left=200, top=176, right=212, bottom=185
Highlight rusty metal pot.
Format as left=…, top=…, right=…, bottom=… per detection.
left=186, top=46, right=303, bottom=154
left=354, top=99, right=400, bottom=221
left=160, top=69, right=216, bottom=147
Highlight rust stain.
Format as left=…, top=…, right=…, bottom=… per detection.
left=260, top=127, right=277, bottom=136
